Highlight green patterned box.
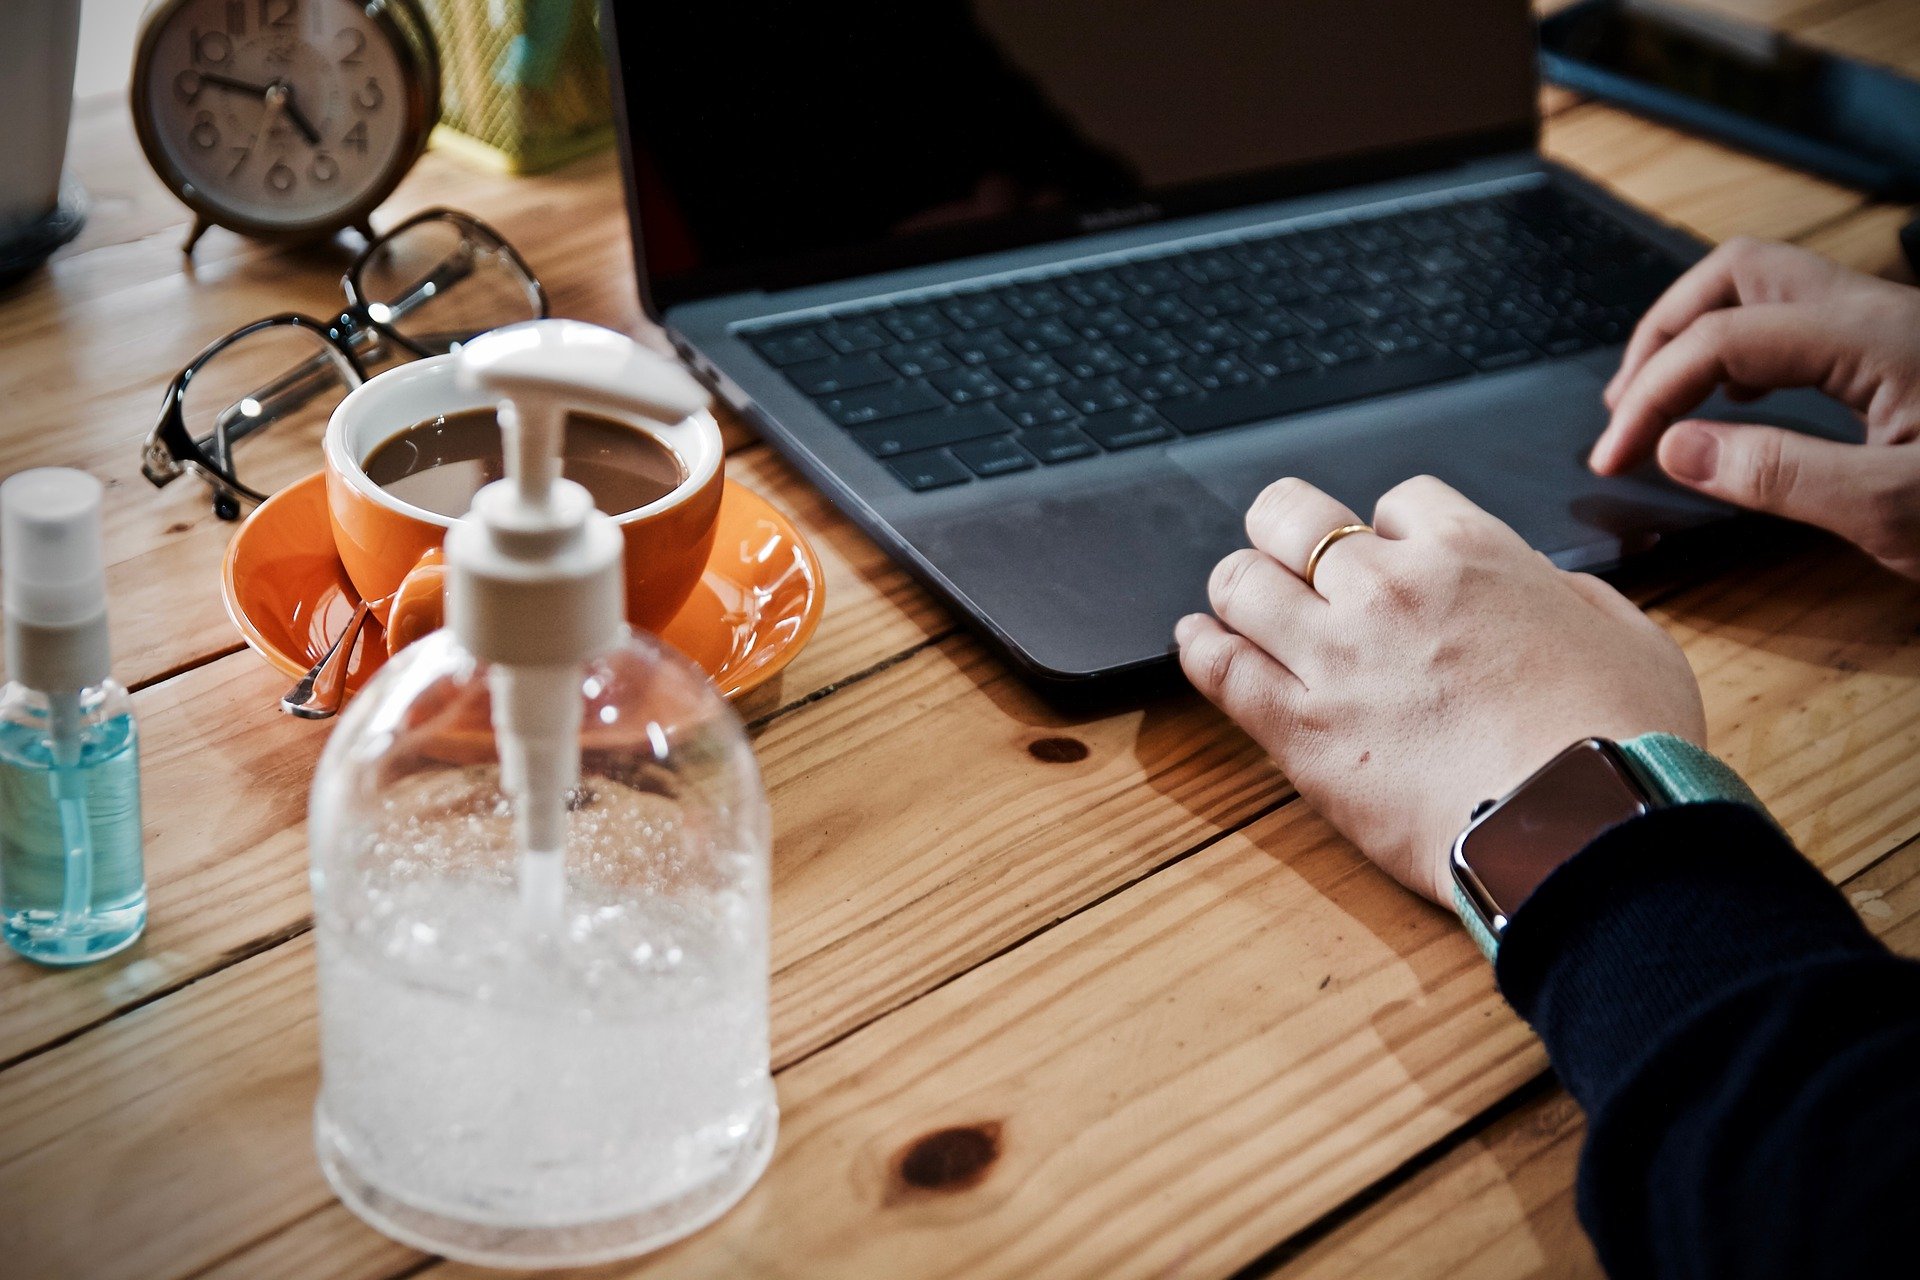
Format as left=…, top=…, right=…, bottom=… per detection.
left=419, top=0, right=613, bottom=174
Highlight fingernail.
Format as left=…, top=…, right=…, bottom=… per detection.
left=1663, top=425, right=1718, bottom=483
left=1174, top=614, right=1201, bottom=645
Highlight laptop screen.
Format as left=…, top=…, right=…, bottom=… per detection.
left=605, top=1, right=1539, bottom=309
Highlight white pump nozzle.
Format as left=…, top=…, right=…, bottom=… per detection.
left=442, top=320, right=713, bottom=935
left=2, top=468, right=110, bottom=692
left=457, top=319, right=710, bottom=517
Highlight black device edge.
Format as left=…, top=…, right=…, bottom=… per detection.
left=597, top=0, right=1543, bottom=315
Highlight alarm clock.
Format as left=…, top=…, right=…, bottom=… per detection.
left=131, top=0, right=440, bottom=253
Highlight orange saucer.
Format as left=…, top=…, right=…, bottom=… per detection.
left=222, top=471, right=825, bottom=703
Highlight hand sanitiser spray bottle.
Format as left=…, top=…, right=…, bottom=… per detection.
left=0, top=469, right=146, bottom=965
left=306, top=321, right=775, bottom=1268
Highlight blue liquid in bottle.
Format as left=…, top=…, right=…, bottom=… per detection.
left=0, top=689, right=146, bottom=965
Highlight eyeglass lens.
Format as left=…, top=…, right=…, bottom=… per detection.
left=355, top=216, right=543, bottom=356
left=180, top=323, right=357, bottom=504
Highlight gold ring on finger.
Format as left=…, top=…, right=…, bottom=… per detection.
left=1304, top=523, right=1373, bottom=590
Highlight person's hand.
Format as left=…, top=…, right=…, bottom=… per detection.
left=1591, top=238, right=1920, bottom=579
left=1175, top=477, right=1706, bottom=905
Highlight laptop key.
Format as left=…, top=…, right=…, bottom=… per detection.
left=1161, top=347, right=1472, bottom=434
left=1122, top=365, right=1198, bottom=402
left=1007, top=318, right=1079, bottom=352
left=1081, top=406, right=1175, bottom=450
left=1126, top=295, right=1200, bottom=329
left=1005, top=284, right=1070, bottom=318
left=819, top=318, right=891, bottom=354
left=1179, top=353, right=1257, bottom=391
left=887, top=449, right=972, bottom=492
left=1348, top=287, right=1414, bottom=322
left=785, top=353, right=893, bottom=396
left=852, top=405, right=1015, bottom=457
left=998, top=391, right=1077, bottom=429
left=1061, top=275, right=1130, bottom=307
left=1301, top=329, right=1371, bottom=367
left=1066, top=306, right=1141, bottom=342
left=1117, top=262, right=1188, bottom=296
left=1356, top=320, right=1431, bottom=356
left=944, top=331, right=1022, bottom=365
left=1183, top=284, right=1251, bottom=318
left=1055, top=342, right=1132, bottom=379
left=929, top=366, right=1005, bottom=404
left=1174, top=320, right=1244, bottom=355
left=1060, top=377, right=1136, bottom=415
left=1290, top=297, right=1360, bottom=332
left=952, top=436, right=1037, bottom=478
left=821, top=380, right=945, bottom=426
left=1244, top=340, right=1317, bottom=378
left=883, top=341, right=954, bottom=378
left=885, top=306, right=953, bottom=342
left=943, top=295, right=1015, bottom=330
left=752, top=329, right=830, bottom=366
left=993, top=354, right=1068, bottom=392
left=1235, top=312, right=1307, bottom=344
left=1115, top=332, right=1186, bottom=366
left=1021, top=425, right=1100, bottom=463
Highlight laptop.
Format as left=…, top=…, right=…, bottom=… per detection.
left=598, top=1, right=1855, bottom=689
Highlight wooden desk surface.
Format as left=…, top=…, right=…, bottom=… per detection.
left=2, top=3, right=1916, bottom=1276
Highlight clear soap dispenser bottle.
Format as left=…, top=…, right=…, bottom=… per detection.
left=307, top=321, right=775, bottom=1268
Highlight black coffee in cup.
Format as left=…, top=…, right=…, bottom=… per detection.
left=364, top=409, right=685, bottom=519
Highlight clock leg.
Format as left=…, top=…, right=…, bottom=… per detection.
left=181, top=215, right=212, bottom=257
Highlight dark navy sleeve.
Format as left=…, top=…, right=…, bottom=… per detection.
left=1495, top=801, right=1920, bottom=1279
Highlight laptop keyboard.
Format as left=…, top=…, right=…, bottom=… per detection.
left=745, top=184, right=1680, bottom=492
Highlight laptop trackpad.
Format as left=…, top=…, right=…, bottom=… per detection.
left=912, top=470, right=1243, bottom=678
left=1171, top=363, right=1756, bottom=568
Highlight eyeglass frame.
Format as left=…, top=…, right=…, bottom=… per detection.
left=141, top=207, right=547, bottom=520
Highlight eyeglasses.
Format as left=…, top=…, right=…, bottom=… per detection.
left=141, top=209, right=547, bottom=520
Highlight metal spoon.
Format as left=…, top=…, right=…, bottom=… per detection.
left=282, top=601, right=373, bottom=720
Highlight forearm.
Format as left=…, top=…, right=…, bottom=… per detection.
left=1496, top=803, right=1920, bottom=1279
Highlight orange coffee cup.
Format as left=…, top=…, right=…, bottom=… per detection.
left=323, top=353, right=724, bottom=652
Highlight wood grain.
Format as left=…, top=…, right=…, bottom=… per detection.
left=8, top=529, right=1915, bottom=1280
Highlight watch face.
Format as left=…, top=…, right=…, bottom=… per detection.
left=138, top=0, right=412, bottom=232
left=1456, top=739, right=1652, bottom=923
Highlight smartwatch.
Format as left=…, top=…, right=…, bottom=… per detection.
left=1449, top=733, right=1766, bottom=960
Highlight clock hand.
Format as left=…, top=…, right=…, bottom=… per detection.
left=262, top=81, right=323, bottom=147
left=199, top=71, right=276, bottom=98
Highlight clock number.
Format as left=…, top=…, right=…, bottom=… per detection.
left=266, top=161, right=296, bottom=193
left=190, top=28, right=231, bottom=65
left=190, top=111, right=220, bottom=151
left=310, top=152, right=339, bottom=183
left=337, top=28, right=365, bottom=66
left=354, top=77, right=383, bottom=111
left=260, top=0, right=295, bottom=28
left=342, top=119, right=369, bottom=152
left=228, top=135, right=256, bottom=177
left=225, top=0, right=246, bottom=36
left=172, top=69, right=203, bottom=104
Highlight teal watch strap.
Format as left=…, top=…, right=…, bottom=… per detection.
left=1453, top=879, right=1503, bottom=962
left=1452, top=733, right=1768, bottom=963
left=1616, top=732, right=1770, bottom=815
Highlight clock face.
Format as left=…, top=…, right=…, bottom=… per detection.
left=139, top=0, right=414, bottom=232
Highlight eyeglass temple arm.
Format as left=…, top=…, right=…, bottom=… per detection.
left=207, top=247, right=482, bottom=444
